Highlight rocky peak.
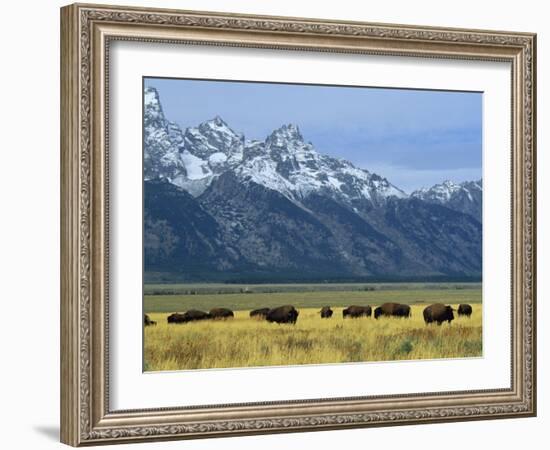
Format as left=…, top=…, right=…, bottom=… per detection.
left=197, top=115, right=238, bottom=136
left=144, top=87, right=166, bottom=129
left=411, top=179, right=483, bottom=221
left=183, top=117, right=244, bottom=160
left=267, top=123, right=304, bottom=146
left=144, top=86, right=161, bottom=108
left=414, top=180, right=465, bottom=201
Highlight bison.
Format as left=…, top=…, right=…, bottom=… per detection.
left=458, top=304, right=473, bottom=317
left=320, top=306, right=333, bottom=318
left=167, top=312, right=186, bottom=324
left=395, top=304, right=411, bottom=317
left=209, top=307, right=234, bottom=319
left=423, top=303, right=455, bottom=325
left=144, top=314, right=156, bottom=326
left=374, top=303, right=411, bottom=319
left=167, top=310, right=211, bottom=324
left=250, top=308, right=270, bottom=319
left=343, top=305, right=372, bottom=318
left=266, top=305, right=299, bottom=324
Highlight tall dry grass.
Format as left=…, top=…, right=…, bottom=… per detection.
left=144, top=304, right=482, bottom=371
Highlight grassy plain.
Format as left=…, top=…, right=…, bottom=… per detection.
left=144, top=284, right=481, bottom=313
left=144, top=283, right=482, bottom=371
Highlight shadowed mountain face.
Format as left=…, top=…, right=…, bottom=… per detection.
left=144, top=179, right=243, bottom=274
left=143, top=86, right=482, bottom=282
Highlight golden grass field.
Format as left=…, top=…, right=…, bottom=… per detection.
left=144, top=303, right=482, bottom=372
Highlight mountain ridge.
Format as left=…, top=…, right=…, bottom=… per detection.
left=143, top=86, right=483, bottom=282
left=411, top=179, right=482, bottom=221
left=144, top=86, right=407, bottom=207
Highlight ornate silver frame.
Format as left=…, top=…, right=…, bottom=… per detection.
left=60, top=3, right=536, bottom=446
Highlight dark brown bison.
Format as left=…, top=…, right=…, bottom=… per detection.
left=374, top=303, right=411, bottom=319
left=209, top=307, right=234, bottom=319
left=395, top=304, right=411, bottom=317
left=266, top=305, right=299, bottom=324
left=250, top=308, right=270, bottom=319
left=458, top=304, right=473, bottom=317
left=167, top=310, right=211, bottom=324
left=343, top=305, right=372, bottom=318
left=320, top=306, right=333, bottom=318
left=144, top=314, right=156, bottom=326
left=167, top=312, right=186, bottom=324
left=423, top=303, right=455, bottom=325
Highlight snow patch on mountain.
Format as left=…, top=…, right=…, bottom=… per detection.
left=209, top=152, right=228, bottom=165
left=180, top=151, right=212, bottom=180
left=236, top=155, right=296, bottom=198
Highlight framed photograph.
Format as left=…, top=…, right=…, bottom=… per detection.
left=60, top=3, right=536, bottom=446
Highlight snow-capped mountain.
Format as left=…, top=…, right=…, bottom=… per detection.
left=143, top=86, right=482, bottom=282
left=411, top=180, right=482, bottom=221
left=237, top=123, right=406, bottom=205
left=143, top=87, right=186, bottom=181
left=144, top=86, right=406, bottom=205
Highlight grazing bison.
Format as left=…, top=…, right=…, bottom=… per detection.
left=167, top=310, right=211, bottom=324
left=458, top=304, right=473, bottom=317
left=167, top=312, right=186, bottom=324
left=343, top=305, right=372, bottom=318
left=209, top=307, right=234, bottom=319
left=395, top=304, right=411, bottom=318
left=266, top=305, right=299, bottom=324
left=374, top=303, right=412, bottom=319
left=250, top=308, right=270, bottom=319
left=423, top=303, right=455, bottom=325
left=320, top=306, right=333, bottom=318
left=144, top=314, right=156, bottom=326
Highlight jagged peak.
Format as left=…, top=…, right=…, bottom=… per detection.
left=190, top=116, right=243, bottom=140
left=268, top=123, right=304, bottom=143
left=143, top=87, right=166, bottom=126
left=439, top=180, right=460, bottom=189
left=144, top=86, right=160, bottom=106
left=204, top=115, right=229, bottom=128
left=415, top=180, right=459, bottom=192
left=412, top=178, right=483, bottom=201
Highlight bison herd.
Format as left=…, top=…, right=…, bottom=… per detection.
left=145, top=303, right=473, bottom=327
left=165, top=308, right=234, bottom=323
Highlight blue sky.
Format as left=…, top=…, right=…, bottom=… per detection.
left=144, top=77, right=482, bottom=193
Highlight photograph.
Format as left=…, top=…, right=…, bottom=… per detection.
left=142, top=78, right=483, bottom=371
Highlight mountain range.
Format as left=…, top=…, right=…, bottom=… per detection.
left=143, top=86, right=482, bottom=283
